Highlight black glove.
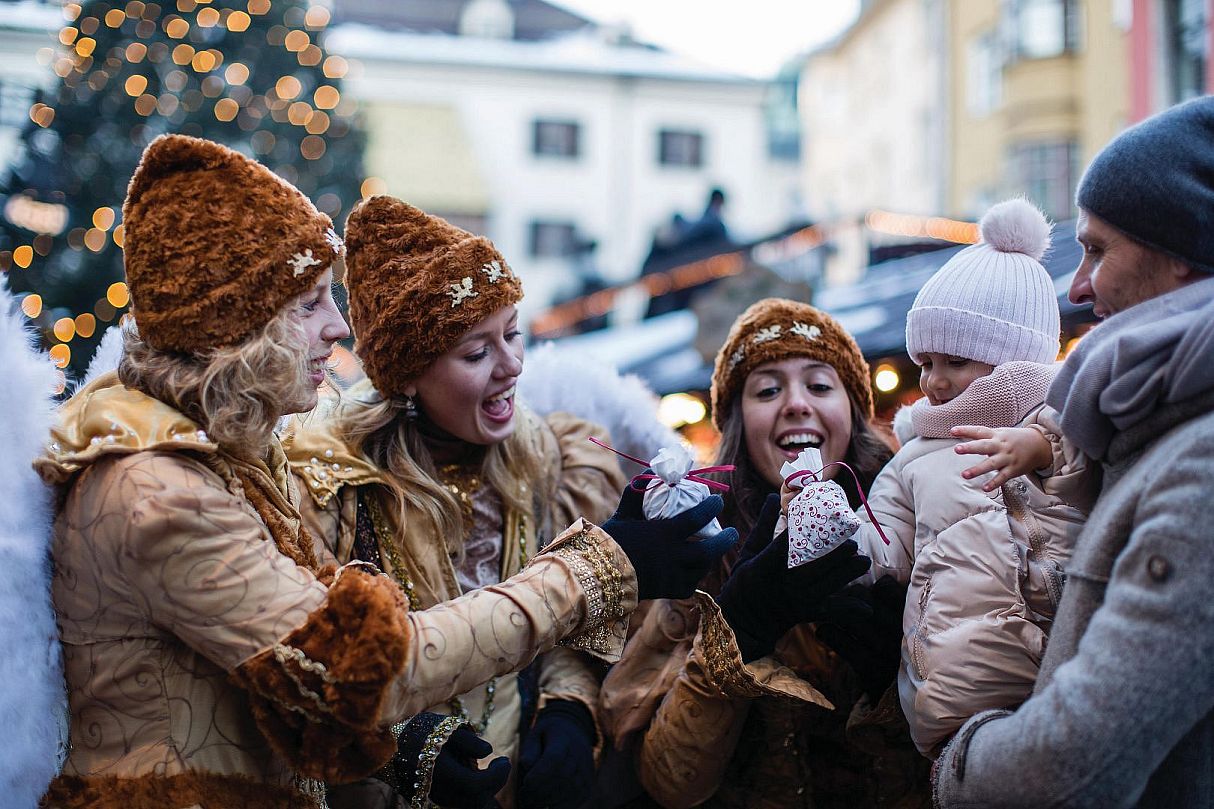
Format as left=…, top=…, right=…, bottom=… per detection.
left=602, top=482, right=738, bottom=601
left=517, top=700, right=597, bottom=809
left=397, top=713, right=510, bottom=809
left=717, top=493, right=872, bottom=663
left=815, top=575, right=908, bottom=703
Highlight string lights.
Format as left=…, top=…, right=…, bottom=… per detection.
left=4, top=0, right=372, bottom=372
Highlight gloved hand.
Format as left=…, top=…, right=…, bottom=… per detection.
left=397, top=713, right=510, bottom=809
left=717, top=493, right=871, bottom=662
left=815, top=575, right=908, bottom=703
left=517, top=700, right=597, bottom=809
left=602, top=482, right=738, bottom=601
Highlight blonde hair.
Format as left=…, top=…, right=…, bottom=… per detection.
left=337, top=394, right=552, bottom=559
left=118, top=308, right=311, bottom=453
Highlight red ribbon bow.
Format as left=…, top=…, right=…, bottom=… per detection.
left=588, top=436, right=734, bottom=492
left=784, top=461, right=891, bottom=545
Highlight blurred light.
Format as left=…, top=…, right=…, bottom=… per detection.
left=165, top=17, right=189, bottom=38
left=59, top=27, right=78, bottom=46
left=53, top=317, right=76, bottom=342
left=275, top=75, right=302, bottom=99
left=92, top=207, right=116, bottom=230
left=20, top=294, right=42, bottom=319
left=287, top=100, right=311, bottom=124
left=657, top=393, right=707, bottom=429
left=112, top=224, right=125, bottom=247
left=134, top=93, right=157, bottom=115
left=36, top=47, right=54, bottom=65
left=63, top=3, right=82, bottom=21
left=33, top=234, right=53, bottom=255
left=305, top=109, right=329, bottom=134
left=124, top=74, right=148, bottom=95
left=126, top=42, right=147, bottom=62
left=313, top=85, right=339, bottom=109
left=226, top=10, right=251, bottom=31
left=304, top=5, right=330, bottom=28
left=79, top=16, right=98, bottom=34
left=29, top=103, right=55, bottom=127
left=104, top=9, right=125, bottom=27
left=74, top=313, right=97, bottom=339
left=300, top=135, right=326, bottom=160
left=75, top=37, right=96, bottom=57
left=214, top=97, right=238, bottom=121
left=12, top=245, right=33, bottom=268
left=360, top=176, right=386, bottom=197
left=84, top=228, right=107, bottom=252
left=248, top=0, right=270, bottom=14
left=297, top=45, right=322, bottom=66
left=107, top=281, right=130, bottom=308
left=284, top=30, right=309, bottom=52
left=322, top=55, right=347, bottom=78
left=874, top=364, right=901, bottom=393
left=250, top=129, right=276, bottom=154
left=66, top=228, right=86, bottom=250
left=95, top=298, right=117, bottom=321
left=192, top=49, right=217, bottom=72
left=125, top=1, right=145, bottom=19
left=49, top=344, right=71, bottom=369
left=172, top=43, right=195, bottom=65
left=196, top=6, right=220, bottom=26
left=225, top=62, right=249, bottom=84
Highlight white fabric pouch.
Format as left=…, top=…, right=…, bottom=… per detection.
left=642, top=445, right=724, bottom=541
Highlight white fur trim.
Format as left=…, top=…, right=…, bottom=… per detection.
left=519, top=342, right=680, bottom=469
left=82, top=324, right=125, bottom=389
left=0, top=280, right=68, bottom=807
left=979, top=198, right=1051, bottom=260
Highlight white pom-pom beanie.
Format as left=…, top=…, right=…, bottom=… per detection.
left=905, top=198, right=1060, bottom=367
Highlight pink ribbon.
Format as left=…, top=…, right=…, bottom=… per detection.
left=785, top=461, right=891, bottom=545
left=588, top=436, right=734, bottom=492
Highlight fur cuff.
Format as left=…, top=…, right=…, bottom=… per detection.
left=41, top=771, right=322, bottom=809
left=693, top=591, right=834, bottom=708
left=232, top=564, right=410, bottom=782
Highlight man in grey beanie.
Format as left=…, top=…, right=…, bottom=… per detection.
left=933, top=96, right=1214, bottom=808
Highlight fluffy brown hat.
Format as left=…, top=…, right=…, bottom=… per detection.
left=344, top=196, right=523, bottom=397
left=122, top=134, right=341, bottom=353
left=710, top=298, right=873, bottom=430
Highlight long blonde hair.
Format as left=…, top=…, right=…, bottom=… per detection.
left=337, top=392, right=552, bottom=558
left=118, top=309, right=310, bottom=454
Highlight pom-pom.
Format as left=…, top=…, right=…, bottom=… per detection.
left=979, top=198, right=1051, bottom=261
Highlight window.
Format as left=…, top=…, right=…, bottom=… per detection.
left=1165, top=0, right=1208, bottom=103
left=1006, top=0, right=1080, bottom=60
left=967, top=31, right=1003, bottom=116
left=658, top=129, right=704, bottom=167
left=529, top=220, right=577, bottom=258
left=532, top=119, right=580, bottom=158
left=1008, top=140, right=1079, bottom=220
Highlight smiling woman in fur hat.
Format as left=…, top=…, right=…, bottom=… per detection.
left=284, top=196, right=736, bottom=809
left=36, top=137, right=732, bottom=809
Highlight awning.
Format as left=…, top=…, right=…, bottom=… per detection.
left=362, top=102, right=489, bottom=215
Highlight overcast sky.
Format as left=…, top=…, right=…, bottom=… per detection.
left=548, top=1, right=861, bottom=78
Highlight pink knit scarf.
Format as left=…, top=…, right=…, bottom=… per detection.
left=910, top=361, right=1059, bottom=439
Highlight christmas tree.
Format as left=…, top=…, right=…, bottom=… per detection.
left=0, top=0, right=365, bottom=375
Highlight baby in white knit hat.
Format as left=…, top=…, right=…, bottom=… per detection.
left=806, top=199, right=1096, bottom=757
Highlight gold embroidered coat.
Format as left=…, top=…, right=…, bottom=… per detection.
left=284, top=397, right=626, bottom=803
left=36, top=374, right=636, bottom=809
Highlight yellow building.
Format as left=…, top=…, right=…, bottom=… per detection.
left=949, top=0, right=1130, bottom=220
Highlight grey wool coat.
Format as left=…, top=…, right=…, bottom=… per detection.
left=931, top=386, right=1214, bottom=808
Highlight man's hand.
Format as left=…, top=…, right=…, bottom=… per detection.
left=951, top=425, right=1052, bottom=491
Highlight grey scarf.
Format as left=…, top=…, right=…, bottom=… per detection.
left=1047, top=275, right=1214, bottom=460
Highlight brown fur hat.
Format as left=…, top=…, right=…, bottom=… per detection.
left=122, top=134, right=341, bottom=353
left=710, top=298, right=873, bottom=430
left=344, top=195, right=523, bottom=397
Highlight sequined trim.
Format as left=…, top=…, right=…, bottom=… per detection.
left=551, top=526, right=627, bottom=657
left=410, top=715, right=464, bottom=809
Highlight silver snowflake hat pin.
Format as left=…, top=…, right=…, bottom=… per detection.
left=481, top=260, right=506, bottom=283
left=752, top=325, right=782, bottom=344
left=288, top=249, right=323, bottom=277
left=323, top=228, right=345, bottom=256
left=790, top=321, right=821, bottom=341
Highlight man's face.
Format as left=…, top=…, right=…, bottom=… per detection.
left=1071, top=210, right=1189, bottom=318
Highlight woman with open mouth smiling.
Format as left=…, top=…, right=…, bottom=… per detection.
left=285, top=196, right=729, bottom=809
left=601, top=298, right=931, bottom=809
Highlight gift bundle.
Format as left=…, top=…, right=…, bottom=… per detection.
left=780, top=447, right=889, bottom=567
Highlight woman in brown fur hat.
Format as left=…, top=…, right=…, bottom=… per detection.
left=285, top=195, right=737, bottom=809
left=599, top=299, right=931, bottom=809
left=37, top=137, right=731, bottom=809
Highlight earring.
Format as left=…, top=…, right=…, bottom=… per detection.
left=403, top=395, right=419, bottom=420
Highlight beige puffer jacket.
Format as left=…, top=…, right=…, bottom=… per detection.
left=284, top=389, right=626, bottom=803
left=37, top=374, right=636, bottom=809
left=857, top=387, right=1092, bottom=756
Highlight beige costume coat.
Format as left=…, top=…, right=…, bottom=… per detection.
left=37, top=374, right=636, bottom=809
left=284, top=395, right=625, bottom=788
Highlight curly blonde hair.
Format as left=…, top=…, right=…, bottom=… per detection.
left=118, top=308, right=311, bottom=453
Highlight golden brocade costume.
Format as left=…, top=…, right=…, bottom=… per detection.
left=285, top=387, right=626, bottom=804
left=37, top=373, right=637, bottom=809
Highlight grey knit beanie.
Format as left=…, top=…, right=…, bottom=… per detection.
left=1076, top=96, right=1214, bottom=274
left=906, top=198, right=1060, bottom=366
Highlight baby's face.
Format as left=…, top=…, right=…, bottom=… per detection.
left=917, top=353, right=994, bottom=405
